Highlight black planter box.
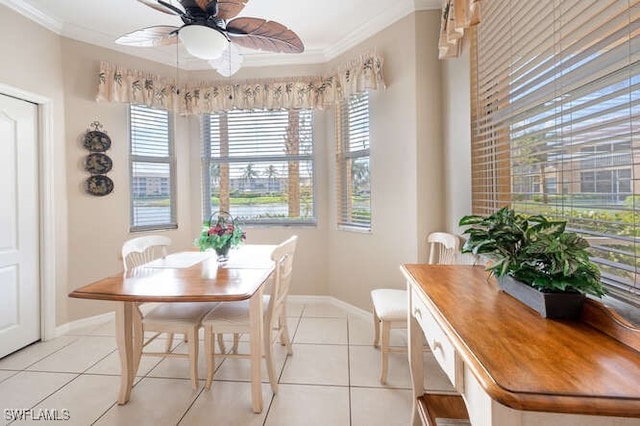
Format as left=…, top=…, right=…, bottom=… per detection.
left=497, top=275, right=586, bottom=320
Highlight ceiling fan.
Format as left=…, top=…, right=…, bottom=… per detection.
left=116, top=0, right=305, bottom=76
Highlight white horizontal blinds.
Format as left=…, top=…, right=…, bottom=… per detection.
left=471, top=0, right=640, bottom=303
left=203, top=109, right=315, bottom=224
left=337, top=93, right=371, bottom=230
left=129, top=104, right=176, bottom=231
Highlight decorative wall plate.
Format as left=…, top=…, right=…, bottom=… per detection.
left=83, top=130, right=111, bottom=152
left=85, top=175, right=114, bottom=196
left=84, top=153, right=113, bottom=174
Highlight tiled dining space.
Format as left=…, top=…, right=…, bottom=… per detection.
left=0, top=300, right=454, bottom=426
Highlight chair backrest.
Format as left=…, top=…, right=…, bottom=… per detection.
left=122, top=235, right=172, bottom=271
left=427, top=232, right=460, bottom=265
left=266, top=236, right=298, bottom=327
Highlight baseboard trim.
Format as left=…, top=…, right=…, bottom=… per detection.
left=288, top=295, right=371, bottom=320
left=54, top=311, right=114, bottom=337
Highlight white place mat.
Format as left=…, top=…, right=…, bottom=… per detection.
left=144, top=251, right=213, bottom=269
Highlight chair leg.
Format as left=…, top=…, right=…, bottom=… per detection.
left=217, top=333, right=226, bottom=353
left=204, top=325, right=215, bottom=390
left=165, top=333, right=174, bottom=353
left=132, top=313, right=144, bottom=375
left=278, top=314, right=293, bottom=355
left=188, top=328, right=199, bottom=390
left=264, top=324, right=278, bottom=394
left=231, top=333, right=240, bottom=353
left=380, top=320, right=391, bottom=384
left=373, top=309, right=381, bottom=348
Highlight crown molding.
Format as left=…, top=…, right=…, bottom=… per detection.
left=0, top=0, right=63, bottom=34
left=323, top=0, right=441, bottom=61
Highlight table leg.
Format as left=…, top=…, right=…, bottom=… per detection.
left=408, top=286, right=425, bottom=426
left=249, top=286, right=264, bottom=413
left=115, top=301, right=135, bottom=405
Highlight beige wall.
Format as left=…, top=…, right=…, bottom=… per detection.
left=324, top=11, right=444, bottom=310
left=0, top=6, right=69, bottom=328
left=0, top=4, right=450, bottom=325
left=59, top=38, right=199, bottom=323
left=442, top=41, right=472, bottom=233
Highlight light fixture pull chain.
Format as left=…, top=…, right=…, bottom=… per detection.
left=175, top=39, right=180, bottom=96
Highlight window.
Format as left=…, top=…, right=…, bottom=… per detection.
left=471, top=1, right=640, bottom=304
left=129, top=104, right=176, bottom=231
left=202, top=109, right=315, bottom=225
left=336, top=93, right=371, bottom=230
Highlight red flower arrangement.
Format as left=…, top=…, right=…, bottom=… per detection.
left=196, top=212, right=246, bottom=255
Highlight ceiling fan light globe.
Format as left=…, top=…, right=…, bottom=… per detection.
left=178, top=25, right=228, bottom=60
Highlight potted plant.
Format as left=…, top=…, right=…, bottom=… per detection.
left=458, top=207, right=606, bottom=319
left=196, top=211, right=246, bottom=262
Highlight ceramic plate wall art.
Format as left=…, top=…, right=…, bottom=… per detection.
left=85, top=175, right=114, bottom=196
left=83, top=130, right=111, bottom=152
left=84, top=153, right=113, bottom=174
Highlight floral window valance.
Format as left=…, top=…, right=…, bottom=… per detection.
left=97, top=50, right=385, bottom=114
left=438, top=0, right=481, bottom=59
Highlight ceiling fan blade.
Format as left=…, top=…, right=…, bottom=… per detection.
left=137, top=0, right=183, bottom=15
left=115, top=26, right=179, bottom=47
left=216, top=0, right=249, bottom=20
left=208, top=43, right=244, bottom=76
left=226, top=17, right=304, bottom=54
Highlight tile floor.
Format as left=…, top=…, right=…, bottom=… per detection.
left=0, top=300, right=454, bottom=426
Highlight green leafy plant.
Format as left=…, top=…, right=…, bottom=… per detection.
left=196, top=211, right=246, bottom=252
left=459, top=207, right=605, bottom=297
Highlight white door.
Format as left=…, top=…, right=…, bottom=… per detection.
left=0, top=93, right=40, bottom=358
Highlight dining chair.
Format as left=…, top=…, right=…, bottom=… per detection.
left=202, top=235, right=298, bottom=399
left=370, top=231, right=460, bottom=384
left=121, top=235, right=217, bottom=390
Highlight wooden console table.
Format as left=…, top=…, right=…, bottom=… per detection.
left=402, top=264, right=640, bottom=426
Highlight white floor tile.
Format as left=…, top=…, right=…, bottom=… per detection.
left=350, top=387, right=413, bottom=426
left=180, top=381, right=270, bottom=425
left=347, top=315, right=376, bottom=346
left=218, top=317, right=299, bottom=345
left=146, top=341, right=218, bottom=381
left=0, top=371, right=76, bottom=411
left=1, top=300, right=441, bottom=425
left=285, top=302, right=305, bottom=318
left=26, top=336, right=116, bottom=374
left=0, top=369, right=17, bottom=384
left=18, top=375, right=121, bottom=426
left=294, top=317, right=348, bottom=344
left=302, top=302, right=348, bottom=318
left=85, top=349, right=163, bottom=378
left=94, top=377, right=200, bottom=426
left=213, top=340, right=290, bottom=383
left=264, top=384, right=350, bottom=426
left=280, top=344, right=349, bottom=386
left=349, top=345, right=412, bottom=389
left=0, top=336, right=78, bottom=371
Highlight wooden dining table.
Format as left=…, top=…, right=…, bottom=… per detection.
left=68, top=245, right=276, bottom=413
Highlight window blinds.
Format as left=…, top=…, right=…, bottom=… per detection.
left=471, top=0, right=640, bottom=304
left=129, top=104, right=176, bottom=231
left=337, top=93, right=371, bottom=230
